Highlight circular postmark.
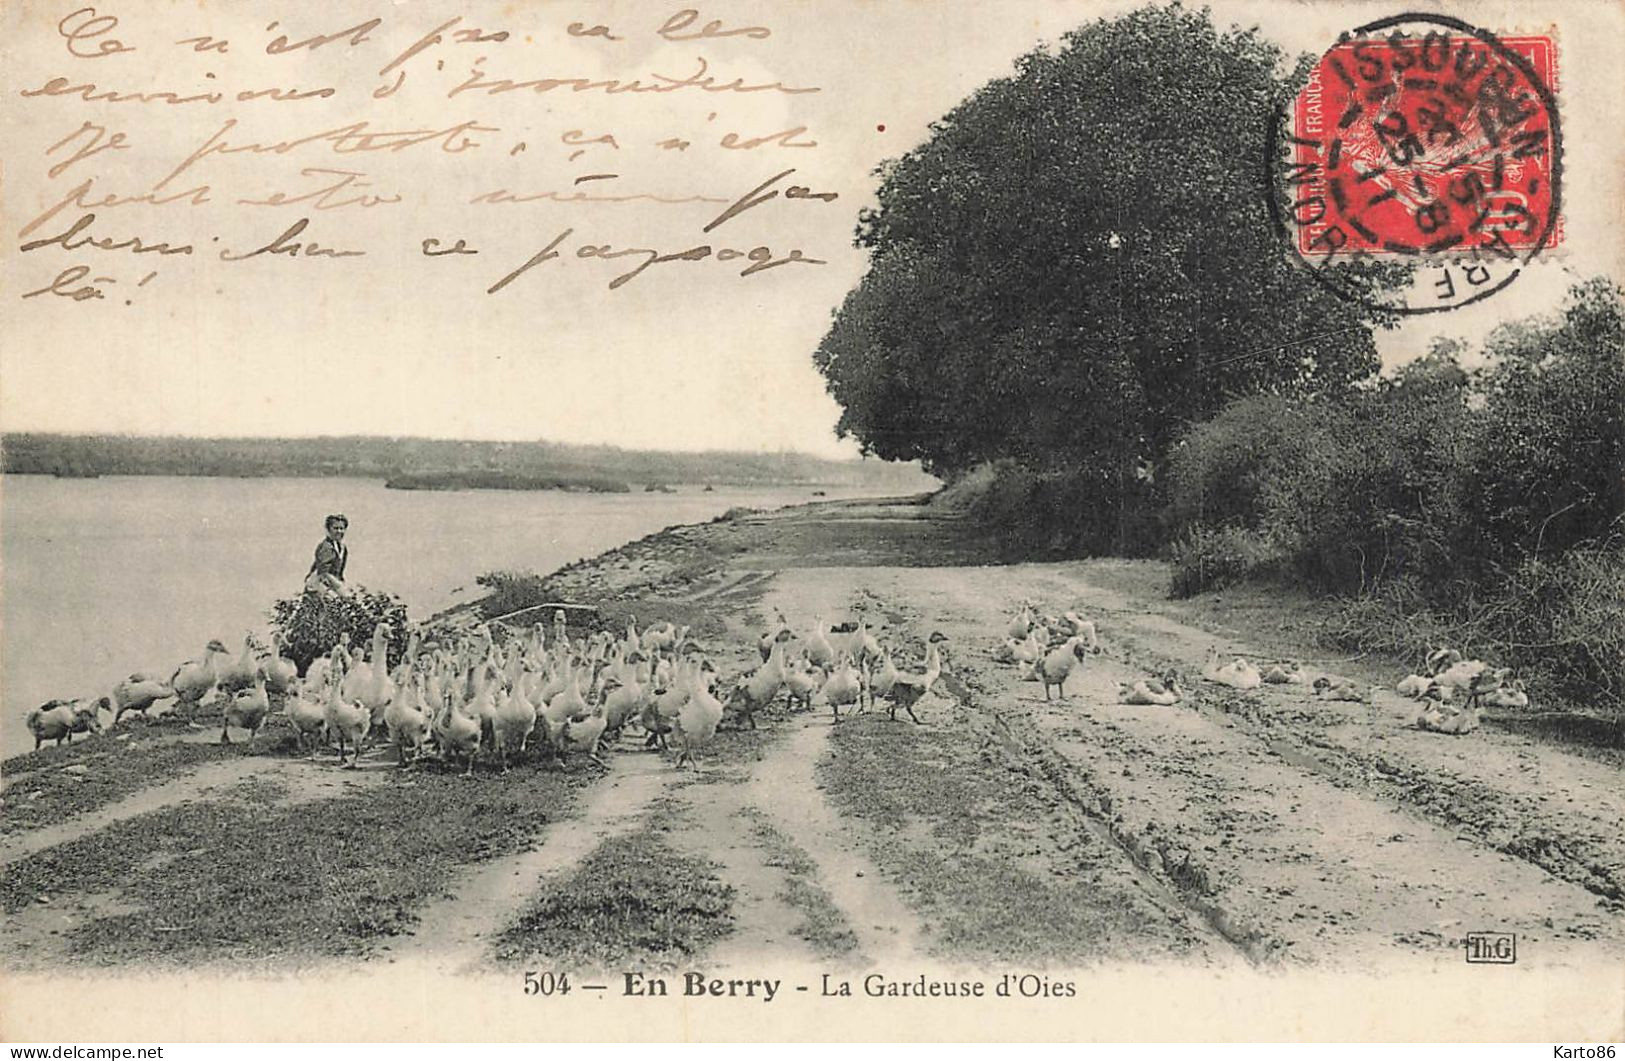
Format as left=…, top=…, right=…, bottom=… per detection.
left=1266, top=13, right=1562, bottom=315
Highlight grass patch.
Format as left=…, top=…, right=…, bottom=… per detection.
left=820, top=716, right=1004, bottom=849
left=3, top=711, right=227, bottom=776
left=492, top=828, right=734, bottom=972
left=820, top=714, right=1188, bottom=965
left=741, top=810, right=858, bottom=958
left=3, top=738, right=253, bottom=838
left=2, top=763, right=585, bottom=966
left=1, top=713, right=315, bottom=838
left=475, top=569, right=554, bottom=619
left=884, top=847, right=1170, bottom=963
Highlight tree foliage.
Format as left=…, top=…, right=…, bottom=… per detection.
left=815, top=4, right=1391, bottom=489
left=1456, top=276, right=1625, bottom=564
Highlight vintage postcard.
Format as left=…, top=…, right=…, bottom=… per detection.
left=2, top=0, right=1622, bottom=1044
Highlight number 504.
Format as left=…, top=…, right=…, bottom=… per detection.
left=524, top=971, right=571, bottom=995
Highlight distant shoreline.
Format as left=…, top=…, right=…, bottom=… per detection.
left=383, top=471, right=631, bottom=494
left=3, top=469, right=866, bottom=491
left=0, top=432, right=936, bottom=493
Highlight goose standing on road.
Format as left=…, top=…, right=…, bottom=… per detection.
left=1036, top=636, right=1091, bottom=700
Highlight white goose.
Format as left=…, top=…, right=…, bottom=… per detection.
left=1202, top=647, right=1262, bottom=691
left=170, top=640, right=231, bottom=718
left=1119, top=673, right=1184, bottom=706
left=384, top=676, right=433, bottom=765
left=262, top=633, right=299, bottom=695
left=112, top=673, right=174, bottom=725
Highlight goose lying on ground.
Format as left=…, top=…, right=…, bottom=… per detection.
left=1396, top=674, right=1433, bottom=698
left=1203, top=647, right=1262, bottom=690
left=996, top=630, right=1046, bottom=665
left=1118, top=673, right=1184, bottom=706
left=1415, top=687, right=1481, bottom=735
left=1312, top=677, right=1371, bottom=703
left=1261, top=661, right=1308, bottom=685
left=1480, top=681, right=1529, bottom=709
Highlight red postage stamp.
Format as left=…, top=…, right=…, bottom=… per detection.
left=1286, top=23, right=1561, bottom=262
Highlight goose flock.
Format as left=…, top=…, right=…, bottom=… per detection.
left=1393, top=648, right=1525, bottom=735
left=1193, top=641, right=1520, bottom=735
left=25, top=608, right=956, bottom=769
left=750, top=609, right=951, bottom=725
left=995, top=605, right=1103, bottom=700
left=990, top=603, right=1521, bottom=740
left=22, top=588, right=1525, bottom=760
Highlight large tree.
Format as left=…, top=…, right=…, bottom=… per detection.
left=816, top=4, right=1391, bottom=486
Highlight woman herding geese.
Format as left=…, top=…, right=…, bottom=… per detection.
left=305, top=514, right=353, bottom=599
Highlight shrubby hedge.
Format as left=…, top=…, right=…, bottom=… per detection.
left=1165, top=279, right=1625, bottom=710
left=475, top=570, right=552, bottom=620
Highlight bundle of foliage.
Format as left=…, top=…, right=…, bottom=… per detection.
left=269, top=586, right=409, bottom=677
left=1165, top=361, right=1475, bottom=593
left=815, top=4, right=1397, bottom=550
left=939, top=459, right=1163, bottom=558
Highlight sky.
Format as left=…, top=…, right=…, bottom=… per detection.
left=3, top=0, right=1620, bottom=458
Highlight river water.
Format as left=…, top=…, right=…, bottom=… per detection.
left=1, top=475, right=897, bottom=758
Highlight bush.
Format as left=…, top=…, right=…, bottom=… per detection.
left=1484, top=541, right=1625, bottom=707
left=929, top=459, right=1162, bottom=559
left=1168, top=526, right=1286, bottom=598
left=475, top=570, right=551, bottom=620
left=1165, top=379, right=1471, bottom=593
left=1323, top=541, right=1625, bottom=715
left=1455, top=277, right=1625, bottom=566
left=1166, top=280, right=1625, bottom=596
left=268, top=586, right=409, bottom=677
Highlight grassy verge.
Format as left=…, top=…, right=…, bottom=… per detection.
left=492, top=828, right=734, bottom=972
left=4, top=739, right=267, bottom=839
left=4, top=706, right=250, bottom=775
left=2, top=762, right=585, bottom=966
left=819, top=713, right=1194, bottom=965
left=740, top=809, right=858, bottom=958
